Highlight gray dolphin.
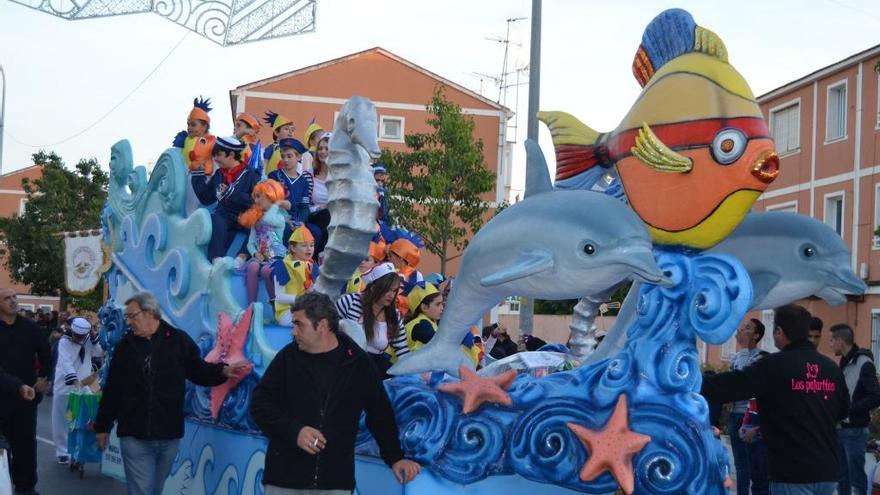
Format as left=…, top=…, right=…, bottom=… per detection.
left=389, top=140, right=669, bottom=377
left=708, top=211, right=867, bottom=310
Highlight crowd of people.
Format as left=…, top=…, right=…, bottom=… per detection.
left=703, top=306, right=880, bottom=495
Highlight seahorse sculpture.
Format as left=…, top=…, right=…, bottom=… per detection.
left=313, top=96, right=382, bottom=299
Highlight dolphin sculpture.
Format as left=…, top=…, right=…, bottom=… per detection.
left=389, top=140, right=669, bottom=377
left=588, top=211, right=869, bottom=365
left=708, top=211, right=867, bottom=310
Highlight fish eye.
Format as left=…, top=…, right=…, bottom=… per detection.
left=583, top=243, right=596, bottom=255
left=711, top=128, right=747, bottom=165
left=199, top=138, right=207, bottom=145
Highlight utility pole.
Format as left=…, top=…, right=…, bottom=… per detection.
left=0, top=63, right=6, bottom=175
left=518, top=0, right=541, bottom=336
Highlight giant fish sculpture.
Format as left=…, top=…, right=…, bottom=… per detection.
left=389, top=141, right=668, bottom=377
left=539, top=9, right=779, bottom=250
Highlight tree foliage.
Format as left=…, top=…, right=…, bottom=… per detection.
left=533, top=282, right=632, bottom=316
left=382, top=85, right=495, bottom=276
left=0, top=151, right=108, bottom=310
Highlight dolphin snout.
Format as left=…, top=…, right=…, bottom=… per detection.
left=618, top=250, right=672, bottom=287
left=832, top=266, right=868, bottom=295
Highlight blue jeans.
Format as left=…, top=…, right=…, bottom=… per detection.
left=838, top=427, right=869, bottom=495
left=747, top=438, right=770, bottom=495
left=728, top=412, right=750, bottom=495
left=119, top=437, right=180, bottom=495
left=769, top=482, right=836, bottom=495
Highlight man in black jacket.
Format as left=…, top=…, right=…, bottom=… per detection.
left=251, top=292, right=420, bottom=494
left=702, top=304, right=849, bottom=495
left=94, top=292, right=245, bottom=495
left=829, top=323, right=880, bottom=495
left=0, top=288, right=50, bottom=495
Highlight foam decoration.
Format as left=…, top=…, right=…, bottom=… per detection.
left=388, top=141, right=667, bottom=378
left=567, top=395, right=651, bottom=494
left=310, top=97, right=382, bottom=300
left=437, top=367, right=517, bottom=414
left=539, top=8, right=779, bottom=250
left=204, top=306, right=254, bottom=419
left=708, top=211, right=867, bottom=310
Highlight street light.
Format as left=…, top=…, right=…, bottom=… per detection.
left=0, top=63, right=5, bottom=175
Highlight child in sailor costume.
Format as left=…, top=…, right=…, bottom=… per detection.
left=51, top=317, right=101, bottom=464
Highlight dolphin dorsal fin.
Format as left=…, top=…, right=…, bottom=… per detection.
left=480, top=250, right=554, bottom=287
left=524, top=140, right=552, bottom=198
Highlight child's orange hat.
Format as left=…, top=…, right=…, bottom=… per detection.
left=188, top=97, right=212, bottom=124
left=236, top=112, right=261, bottom=131
left=390, top=238, right=420, bottom=268
left=288, top=224, right=314, bottom=244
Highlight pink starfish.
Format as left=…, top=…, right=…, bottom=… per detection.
left=567, top=395, right=651, bottom=495
left=437, top=366, right=517, bottom=414
left=205, top=306, right=254, bottom=419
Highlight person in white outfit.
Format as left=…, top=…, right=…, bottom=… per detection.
left=51, top=318, right=101, bottom=464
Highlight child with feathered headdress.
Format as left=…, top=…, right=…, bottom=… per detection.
left=272, top=224, right=319, bottom=325
left=173, top=97, right=217, bottom=174
left=261, top=111, right=296, bottom=176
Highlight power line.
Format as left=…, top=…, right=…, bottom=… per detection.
left=6, top=30, right=191, bottom=148
left=823, top=0, right=880, bottom=22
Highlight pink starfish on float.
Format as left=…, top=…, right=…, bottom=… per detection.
left=567, top=395, right=651, bottom=495
left=437, top=366, right=517, bottom=414
left=204, top=305, right=254, bottom=419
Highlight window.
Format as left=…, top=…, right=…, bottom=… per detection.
left=38, top=304, right=53, bottom=312
left=826, top=80, right=847, bottom=142
left=770, top=103, right=800, bottom=154
left=18, top=303, right=34, bottom=312
left=766, top=201, right=797, bottom=213
left=19, top=199, right=27, bottom=216
left=379, top=116, right=404, bottom=142
left=824, top=193, right=844, bottom=237
left=872, top=312, right=880, bottom=365
left=720, top=334, right=736, bottom=361
left=506, top=296, right=520, bottom=313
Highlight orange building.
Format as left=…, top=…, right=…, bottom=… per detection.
left=0, top=165, right=59, bottom=312
left=230, top=47, right=512, bottom=275
left=703, top=44, right=880, bottom=367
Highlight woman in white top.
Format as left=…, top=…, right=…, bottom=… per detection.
left=308, top=132, right=331, bottom=259
left=335, top=263, right=407, bottom=378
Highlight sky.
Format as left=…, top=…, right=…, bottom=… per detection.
left=1, top=0, right=880, bottom=195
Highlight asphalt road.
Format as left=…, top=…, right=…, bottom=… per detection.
left=31, top=394, right=126, bottom=495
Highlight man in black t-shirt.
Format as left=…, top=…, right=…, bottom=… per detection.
left=251, top=292, right=421, bottom=494
left=702, top=304, right=849, bottom=495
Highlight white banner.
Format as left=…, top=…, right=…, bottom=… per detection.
left=64, top=234, right=104, bottom=294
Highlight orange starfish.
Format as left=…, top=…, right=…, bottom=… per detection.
left=437, top=366, right=517, bottom=414
left=567, top=395, right=651, bottom=495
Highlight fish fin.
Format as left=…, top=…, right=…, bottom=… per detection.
left=524, top=140, right=552, bottom=198
left=631, top=122, right=693, bottom=173
left=537, top=111, right=613, bottom=182
left=632, top=9, right=728, bottom=87
left=694, top=26, right=728, bottom=62
left=537, top=111, right=599, bottom=146
left=480, top=251, right=554, bottom=287
left=749, top=271, right=780, bottom=308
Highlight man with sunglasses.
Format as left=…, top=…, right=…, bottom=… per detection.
left=95, top=292, right=247, bottom=495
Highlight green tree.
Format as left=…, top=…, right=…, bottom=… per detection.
left=383, top=85, right=495, bottom=276
left=0, top=151, right=109, bottom=310
left=533, top=282, right=632, bottom=316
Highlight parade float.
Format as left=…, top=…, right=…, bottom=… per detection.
left=94, top=8, right=867, bottom=495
